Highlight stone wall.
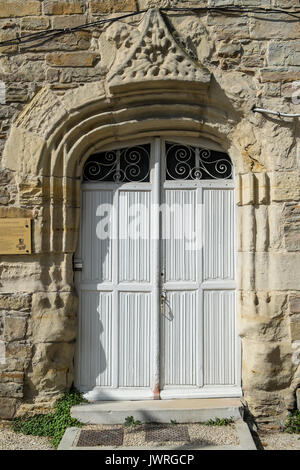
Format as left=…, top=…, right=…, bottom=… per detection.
left=0, top=0, right=300, bottom=425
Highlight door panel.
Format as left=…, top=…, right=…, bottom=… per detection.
left=203, top=189, right=235, bottom=281
left=162, top=189, right=198, bottom=282
left=77, top=291, right=113, bottom=388
left=161, top=290, right=198, bottom=386
left=161, top=185, right=201, bottom=389
left=119, top=292, right=152, bottom=387
left=119, top=190, right=151, bottom=283
left=81, top=190, right=113, bottom=283
left=203, top=290, right=236, bottom=385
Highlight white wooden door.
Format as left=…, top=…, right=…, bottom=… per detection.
left=75, top=141, right=158, bottom=400
left=75, top=138, right=241, bottom=400
left=160, top=140, right=239, bottom=397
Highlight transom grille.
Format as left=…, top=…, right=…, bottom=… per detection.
left=83, top=144, right=150, bottom=182
left=165, top=142, right=232, bottom=180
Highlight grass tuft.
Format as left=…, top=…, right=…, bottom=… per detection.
left=204, top=417, right=235, bottom=426
left=284, top=410, right=300, bottom=434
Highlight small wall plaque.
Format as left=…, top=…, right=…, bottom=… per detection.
left=0, top=218, right=32, bottom=254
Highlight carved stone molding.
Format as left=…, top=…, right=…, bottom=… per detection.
left=107, top=8, right=211, bottom=93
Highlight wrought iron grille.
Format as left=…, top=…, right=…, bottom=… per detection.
left=165, top=142, right=232, bottom=180
left=83, top=144, right=151, bottom=182
left=145, top=425, right=190, bottom=442
left=76, top=429, right=124, bottom=447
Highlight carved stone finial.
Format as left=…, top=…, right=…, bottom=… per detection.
left=107, top=9, right=211, bottom=92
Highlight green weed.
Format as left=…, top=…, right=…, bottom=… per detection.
left=11, top=389, right=87, bottom=449
left=204, top=417, right=235, bottom=426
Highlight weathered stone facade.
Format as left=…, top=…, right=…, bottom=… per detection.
left=0, top=0, right=300, bottom=425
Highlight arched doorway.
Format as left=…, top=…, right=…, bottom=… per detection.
left=74, top=137, right=241, bottom=400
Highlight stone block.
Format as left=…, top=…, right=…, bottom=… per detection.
left=237, top=0, right=270, bottom=4
left=0, top=207, right=35, bottom=219
left=3, top=316, right=27, bottom=342
left=0, top=397, right=20, bottom=419
left=27, top=342, right=75, bottom=394
left=25, top=30, right=91, bottom=52
left=16, top=399, right=57, bottom=417
left=268, top=42, right=300, bottom=67
left=14, top=88, right=68, bottom=140
left=283, top=202, right=300, bottom=252
left=207, top=13, right=249, bottom=39
left=90, top=0, right=137, bottom=14
left=270, top=172, right=300, bottom=202
left=290, top=319, right=300, bottom=341
left=268, top=204, right=284, bottom=250
left=274, top=0, right=300, bottom=7
left=5, top=342, right=32, bottom=362
left=0, top=371, right=24, bottom=383
left=51, top=14, right=86, bottom=29
left=241, top=173, right=255, bottom=205
left=208, top=0, right=235, bottom=5
left=255, top=172, right=269, bottom=204
left=21, top=16, right=50, bottom=30
left=45, top=52, right=99, bottom=67
left=60, top=66, right=103, bottom=83
left=0, top=294, right=31, bottom=312
left=44, top=1, right=85, bottom=15
left=238, top=205, right=255, bottom=251
left=217, top=42, right=242, bottom=58
left=260, top=67, right=300, bottom=83
left=250, top=14, right=300, bottom=40
left=46, top=68, right=60, bottom=83
left=0, top=381, right=23, bottom=398
left=297, top=388, right=300, bottom=410
left=243, top=389, right=287, bottom=422
left=30, top=292, right=77, bottom=343
left=290, top=296, right=300, bottom=314
left=242, top=339, right=292, bottom=391
left=238, top=252, right=300, bottom=291
left=238, top=291, right=289, bottom=342
left=0, top=30, right=18, bottom=53
left=0, top=1, right=41, bottom=18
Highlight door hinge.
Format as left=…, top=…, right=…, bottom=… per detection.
left=73, top=260, right=83, bottom=271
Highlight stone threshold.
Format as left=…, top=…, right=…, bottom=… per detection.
left=71, top=398, right=244, bottom=425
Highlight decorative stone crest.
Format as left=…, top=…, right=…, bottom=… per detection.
left=107, top=8, right=211, bottom=92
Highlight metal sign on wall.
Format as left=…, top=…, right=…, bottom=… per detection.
left=0, top=219, right=32, bottom=254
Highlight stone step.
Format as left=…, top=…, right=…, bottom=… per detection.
left=71, top=398, right=244, bottom=425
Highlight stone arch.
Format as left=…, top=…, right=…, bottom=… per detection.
left=2, top=78, right=244, bottom=260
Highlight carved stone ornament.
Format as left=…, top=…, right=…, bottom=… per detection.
left=107, top=8, right=211, bottom=93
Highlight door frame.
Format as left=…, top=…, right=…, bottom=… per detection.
left=75, top=136, right=242, bottom=400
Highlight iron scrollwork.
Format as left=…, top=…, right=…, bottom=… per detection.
left=165, top=142, right=232, bottom=180
left=83, top=144, right=150, bottom=182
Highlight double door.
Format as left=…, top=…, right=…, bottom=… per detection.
left=75, top=137, right=241, bottom=400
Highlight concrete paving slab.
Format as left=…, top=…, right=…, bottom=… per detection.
left=58, top=419, right=256, bottom=450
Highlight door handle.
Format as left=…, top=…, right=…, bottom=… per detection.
left=160, top=290, right=167, bottom=305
